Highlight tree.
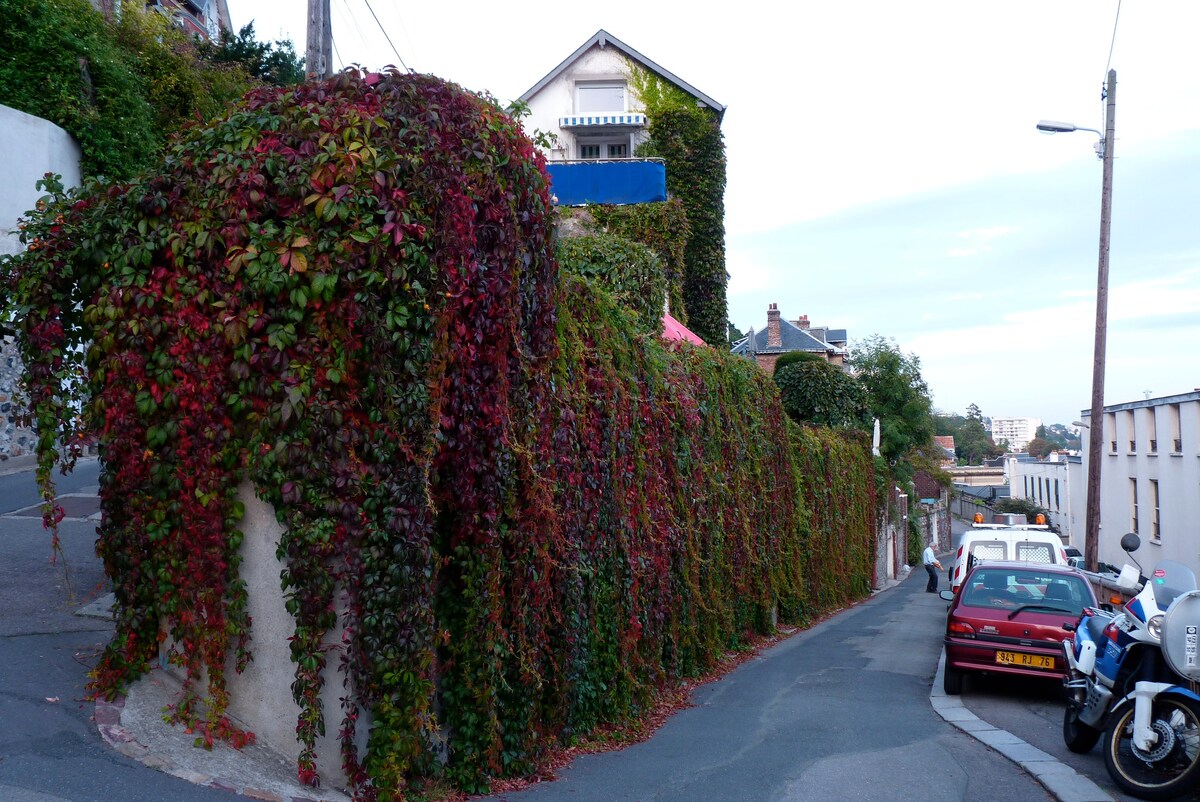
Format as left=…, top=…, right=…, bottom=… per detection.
left=774, top=360, right=868, bottom=429
left=198, top=22, right=305, bottom=86
left=727, top=321, right=745, bottom=343
left=0, top=0, right=293, bottom=180
left=994, top=498, right=1056, bottom=531
left=1026, top=437, right=1056, bottom=459
left=955, top=403, right=1001, bottom=465
left=772, top=350, right=825, bottom=373
left=850, top=335, right=935, bottom=479
left=934, top=411, right=967, bottom=438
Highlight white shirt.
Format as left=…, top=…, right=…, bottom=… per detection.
left=923, top=546, right=938, bottom=566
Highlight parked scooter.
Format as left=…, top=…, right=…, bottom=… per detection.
left=1061, top=532, right=1200, bottom=800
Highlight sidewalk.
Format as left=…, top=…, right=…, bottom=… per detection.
left=0, top=452, right=39, bottom=477
left=929, top=651, right=1115, bottom=802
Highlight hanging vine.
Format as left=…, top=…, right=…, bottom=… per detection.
left=1, top=68, right=876, bottom=799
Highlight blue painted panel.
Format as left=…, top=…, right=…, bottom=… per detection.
left=546, top=161, right=667, bottom=206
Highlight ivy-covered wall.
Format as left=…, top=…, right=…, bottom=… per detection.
left=585, top=200, right=690, bottom=323
left=639, top=106, right=727, bottom=347
left=2, top=70, right=875, bottom=798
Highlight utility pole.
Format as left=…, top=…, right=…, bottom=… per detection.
left=1084, top=69, right=1117, bottom=573
left=306, top=0, right=332, bottom=81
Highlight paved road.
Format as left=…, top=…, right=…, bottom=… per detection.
left=482, top=569, right=1051, bottom=802
left=0, top=470, right=233, bottom=801
left=0, top=457, right=101, bottom=515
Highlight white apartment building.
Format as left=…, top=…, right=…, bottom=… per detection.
left=1075, top=391, right=1200, bottom=574
left=1007, top=453, right=1078, bottom=544
left=990, top=416, right=1042, bottom=451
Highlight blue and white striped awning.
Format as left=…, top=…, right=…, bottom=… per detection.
left=558, top=113, right=647, bottom=128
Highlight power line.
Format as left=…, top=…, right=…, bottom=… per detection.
left=1104, top=0, right=1122, bottom=77
left=359, top=0, right=408, bottom=71
left=331, top=35, right=344, bottom=72
left=332, top=0, right=370, bottom=65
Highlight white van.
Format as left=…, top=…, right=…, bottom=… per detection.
left=948, top=513, right=1070, bottom=593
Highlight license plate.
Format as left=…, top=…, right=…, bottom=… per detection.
left=996, top=650, right=1055, bottom=669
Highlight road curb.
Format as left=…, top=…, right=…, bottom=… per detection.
left=930, top=649, right=1115, bottom=802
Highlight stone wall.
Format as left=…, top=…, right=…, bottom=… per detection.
left=0, top=335, right=34, bottom=458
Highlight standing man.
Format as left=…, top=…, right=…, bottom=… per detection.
left=922, top=541, right=942, bottom=593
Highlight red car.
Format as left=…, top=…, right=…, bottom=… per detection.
left=940, top=560, right=1099, bottom=694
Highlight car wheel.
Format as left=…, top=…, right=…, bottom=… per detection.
left=944, top=664, right=964, bottom=695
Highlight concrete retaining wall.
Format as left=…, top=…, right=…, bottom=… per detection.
left=162, top=483, right=367, bottom=789
left=0, top=104, right=82, bottom=459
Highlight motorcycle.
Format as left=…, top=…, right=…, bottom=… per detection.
left=1061, top=532, right=1200, bottom=800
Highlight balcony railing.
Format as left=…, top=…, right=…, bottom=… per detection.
left=546, top=158, right=666, bottom=206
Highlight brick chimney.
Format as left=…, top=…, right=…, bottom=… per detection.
left=767, top=303, right=782, bottom=348
left=795, top=314, right=810, bottom=330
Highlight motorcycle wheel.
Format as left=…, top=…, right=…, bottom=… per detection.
left=943, top=664, right=963, bottom=695
left=1103, top=696, right=1200, bottom=800
left=1063, top=698, right=1101, bottom=753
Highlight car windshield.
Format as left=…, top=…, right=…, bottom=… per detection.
left=960, top=569, right=1090, bottom=615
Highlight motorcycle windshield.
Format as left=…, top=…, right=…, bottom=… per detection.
left=1150, top=561, right=1199, bottom=609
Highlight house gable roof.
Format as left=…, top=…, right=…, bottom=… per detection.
left=518, top=29, right=726, bottom=118
left=732, top=318, right=845, bottom=356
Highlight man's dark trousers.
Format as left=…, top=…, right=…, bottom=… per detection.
left=925, top=563, right=939, bottom=592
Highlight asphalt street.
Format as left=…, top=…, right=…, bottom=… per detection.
left=0, top=462, right=234, bottom=802
left=481, top=561, right=1052, bottom=802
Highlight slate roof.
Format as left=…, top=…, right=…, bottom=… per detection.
left=730, top=318, right=846, bottom=357
left=518, top=29, right=726, bottom=118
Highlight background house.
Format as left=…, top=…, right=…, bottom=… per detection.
left=730, top=302, right=848, bottom=372
left=933, top=435, right=957, bottom=468
left=519, top=29, right=724, bottom=163
left=517, top=29, right=723, bottom=206
left=90, top=0, right=232, bottom=40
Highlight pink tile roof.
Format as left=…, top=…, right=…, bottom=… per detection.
left=661, top=313, right=706, bottom=346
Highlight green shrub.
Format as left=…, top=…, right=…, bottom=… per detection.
left=557, top=233, right=666, bottom=334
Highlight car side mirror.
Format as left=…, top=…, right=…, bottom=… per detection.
left=938, top=590, right=955, bottom=602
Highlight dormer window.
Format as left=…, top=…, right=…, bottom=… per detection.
left=576, top=81, right=626, bottom=113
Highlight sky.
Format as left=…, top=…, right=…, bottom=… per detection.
left=231, top=1, right=1200, bottom=427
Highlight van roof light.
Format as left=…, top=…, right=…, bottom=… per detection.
left=973, top=512, right=984, bottom=524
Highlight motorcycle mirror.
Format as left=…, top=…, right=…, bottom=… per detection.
left=1120, top=532, right=1141, bottom=553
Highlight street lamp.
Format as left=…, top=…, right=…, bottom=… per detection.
left=1037, top=69, right=1116, bottom=573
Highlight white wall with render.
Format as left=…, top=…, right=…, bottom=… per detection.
left=161, top=483, right=368, bottom=790
left=1, top=104, right=82, bottom=458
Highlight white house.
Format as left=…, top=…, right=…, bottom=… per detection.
left=1007, top=453, right=1078, bottom=544
left=1077, top=390, right=1200, bottom=573
left=517, top=29, right=724, bottom=164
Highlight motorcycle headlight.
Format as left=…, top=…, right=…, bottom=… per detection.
left=1148, top=614, right=1164, bottom=640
